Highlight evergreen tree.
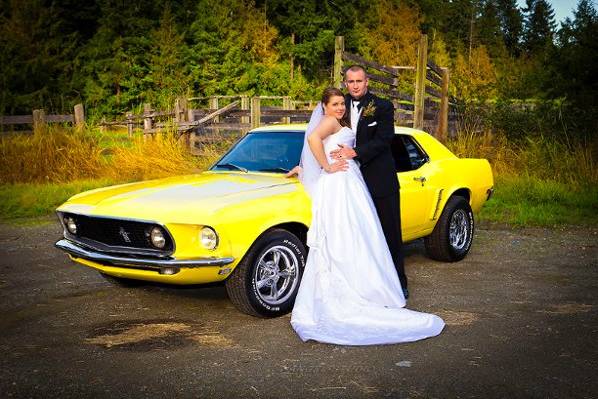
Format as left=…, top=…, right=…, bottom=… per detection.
left=260, top=0, right=361, bottom=79
left=441, top=0, right=479, bottom=57
left=550, top=0, right=598, bottom=135
left=522, top=0, right=556, bottom=54
left=497, top=0, right=523, bottom=55
left=145, top=6, right=191, bottom=107
left=73, top=0, right=160, bottom=115
left=188, top=0, right=283, bottom=96
left=478, top=0, right=507, bottom=58
left=0, top=0, right=81, bottom=114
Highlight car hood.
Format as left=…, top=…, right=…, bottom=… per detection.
left=58, top=172, right=301, bottom=223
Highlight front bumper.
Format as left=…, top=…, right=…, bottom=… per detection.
left=55, top=239, right=234, bottom=274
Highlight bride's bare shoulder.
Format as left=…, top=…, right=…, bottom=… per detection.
left=318, top=115, right=341, bottom=129
left=311, top=115, right=341, bottom=139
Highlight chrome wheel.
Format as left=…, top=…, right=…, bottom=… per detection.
left=253, top=245, right=299, bottom=306
left=449, top=209, right=469, bottom=250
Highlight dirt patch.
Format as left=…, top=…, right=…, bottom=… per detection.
left=537, top=303, right=593, bottom=314
left=85, top=320, right=234, bottom=350
left=436, top=310, right=479, bottom=326
left=86, top=322, right=192, bottom=348
left=188, top=334, right=234, bottom=347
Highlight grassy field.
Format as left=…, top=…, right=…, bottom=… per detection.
left=479, top=175, right=598, bottom=226
left=0, top=125, right=596, bottom=226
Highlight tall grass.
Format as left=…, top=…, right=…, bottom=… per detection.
left=446, top=130, right=598, bottom=188
left=446, top=127, right=598, bottom=226
left=0, top=125, right=240, bottom=221
left=0, top=126, right=236, bottom=184
left=105, top=133, right=199, bottom=181
left=0, top=126, right=105, bottom=183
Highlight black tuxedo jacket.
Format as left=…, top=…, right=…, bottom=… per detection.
left=346, top=92, right=399, bottom=197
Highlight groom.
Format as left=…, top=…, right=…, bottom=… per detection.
left=330, top=65, right=408, bottom=299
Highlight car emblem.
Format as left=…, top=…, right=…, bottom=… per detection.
left=119, top=227, right=131, bottom=243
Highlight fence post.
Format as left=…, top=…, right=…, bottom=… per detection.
left=283, top=96, right=292, bottom=124
left=437, top=67, right=450, bottom=141
left=413, top=34, right=428, bottom=130
left=174, top=97, right=188, bottom=123
left=100, top=117, right=106, bottom=133
left=126, top=112, right=134, bottom=137
left=74, top=103, right=85, bottom=130
left=32, top=109, right=46, bottom=132
left=241, top=96, right=249, bottom=125
left=143, top=103, right=153, bottom=137
left=174, top=96, right=190, bottom=147
left=250, top=97, right=261, bottom=129
left=334, top=36, right=345, bottom=89
left=209, top=97, right=219, bottom=123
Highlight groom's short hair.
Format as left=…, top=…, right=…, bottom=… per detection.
left=345, top=65, right=368, bottom=77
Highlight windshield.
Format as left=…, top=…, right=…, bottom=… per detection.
left=211, top=131, right=304, bottom=173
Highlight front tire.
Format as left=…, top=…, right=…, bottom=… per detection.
left=225, top=229, right=306, bottom=317
left=424, top=196, right=474, bottom=262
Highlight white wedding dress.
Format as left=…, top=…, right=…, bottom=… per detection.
left=291, top=126, right=445, bottom=345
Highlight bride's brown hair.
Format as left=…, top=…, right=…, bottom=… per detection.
left=321, top=87, right=350, bottom=128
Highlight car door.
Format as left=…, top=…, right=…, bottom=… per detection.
left=394, top=135, right=439, bottom=240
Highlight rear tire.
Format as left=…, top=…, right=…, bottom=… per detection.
left=424, top=196, right=474, bottom=262
left=225, top=229, right=306, bottom=317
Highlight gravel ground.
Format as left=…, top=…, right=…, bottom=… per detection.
left=0, top=221, right=597, bottom=398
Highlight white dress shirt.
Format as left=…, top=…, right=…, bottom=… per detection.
left=350, top=100, right=361, bottom=132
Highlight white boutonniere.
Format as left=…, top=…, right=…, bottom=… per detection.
left=361, top=102, right=376, bottom=118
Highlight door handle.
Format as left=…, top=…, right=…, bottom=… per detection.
left=413, top=176, right=426, bottom=186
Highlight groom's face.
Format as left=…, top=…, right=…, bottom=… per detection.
left=345, top=69, right=368, bottom=100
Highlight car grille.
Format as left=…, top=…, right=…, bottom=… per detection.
left=60, top=213, right=174, bottom=252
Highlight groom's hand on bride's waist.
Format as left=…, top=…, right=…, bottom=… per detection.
left=330, top=144, right=357, bottom=160
left=325, top=159, right=349, bottom=173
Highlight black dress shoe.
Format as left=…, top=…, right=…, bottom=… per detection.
left=402, top=288, right=409, bottom=300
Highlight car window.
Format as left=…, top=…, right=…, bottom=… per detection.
left=211, top=131, right=304, bottom=173
left=391, top=135, right=428, bottom=172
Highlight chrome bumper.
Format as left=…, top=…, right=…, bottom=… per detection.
left=55, top=239, right=234, bottom=271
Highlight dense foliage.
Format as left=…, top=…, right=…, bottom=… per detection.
left=0, top=0, right=596, bottom=137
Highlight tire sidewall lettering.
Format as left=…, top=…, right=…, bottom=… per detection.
left=248, top=234, right=306, bottom=315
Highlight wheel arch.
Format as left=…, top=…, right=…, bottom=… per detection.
left=255, top=222, right=308, bottom=247
left=226, top=221, right=309, bottom=277
left=447, top=188, right=471, bottom=203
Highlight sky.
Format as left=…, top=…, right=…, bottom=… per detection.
left=517, top=0, right=585, bottom=24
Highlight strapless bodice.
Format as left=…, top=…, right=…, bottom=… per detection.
left=323, top=127, right=356, bottom=163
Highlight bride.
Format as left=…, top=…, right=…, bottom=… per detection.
left=290, top=87, right=445, bottom=345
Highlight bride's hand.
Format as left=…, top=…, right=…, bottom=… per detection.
left=325, top=159, right=348, bottom=173
left=285, top=165, right=302, bottom=178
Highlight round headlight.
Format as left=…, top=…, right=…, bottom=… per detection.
left=149, top=227, right=166, bottom=249
left=64, top=217, right=77, bottom=235
left=200, top=226, right=218, bottom=250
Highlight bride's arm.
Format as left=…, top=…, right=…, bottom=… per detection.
left=307, top=117, right=348, bottom=173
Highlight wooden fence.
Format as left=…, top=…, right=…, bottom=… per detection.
left=334, top=34, right=455, bottom=140
left=0, top=104, right=85, bottom=133
left=109, top=96, right=315, bottom=134
left=1, top=34, right=456, bottom=143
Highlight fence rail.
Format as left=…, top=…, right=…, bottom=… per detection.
left=2, top=34, right=456, bottom=146
left=0, top=104, right=85, bottom=132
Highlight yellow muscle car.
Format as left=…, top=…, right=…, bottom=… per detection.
left=55, top=125, right=493, bottom=317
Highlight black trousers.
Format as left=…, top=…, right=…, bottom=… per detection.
left=372, top=193, right=407, bottom=289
